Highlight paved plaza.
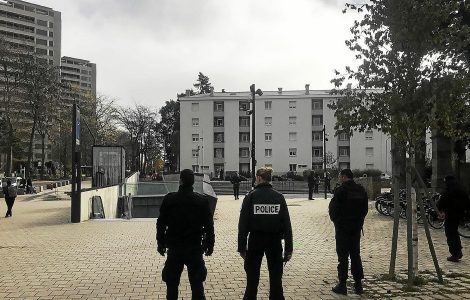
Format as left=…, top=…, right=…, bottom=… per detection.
left=1, top=188, right=470, bottom=299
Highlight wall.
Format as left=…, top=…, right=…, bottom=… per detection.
left=80, top=185, right=120, bottom=222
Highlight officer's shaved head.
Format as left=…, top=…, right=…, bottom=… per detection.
left=340, top=169, right=354, bottom=180
left=180, top=169, right=195, bottom=186
left=256, top=167, right=272, bottom=182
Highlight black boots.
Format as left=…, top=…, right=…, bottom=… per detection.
left=332, top=281, right=347, bottom=295
left=332, top=280, right=364, bottom=295
left=447, top=253, right=463, bottom=262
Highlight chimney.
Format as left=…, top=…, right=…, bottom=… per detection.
left=221, top=89, right=225, bottom=93
left=185, top=89, right=191, bottom=96
left=347, top=83, right=352, bottom=90
left=305, top=84, right=310, bottom=95
left=278, top=87, right=283, bottom=94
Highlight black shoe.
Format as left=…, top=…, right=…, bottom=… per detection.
left=447, top=256, right=461, bottom=262
left=354, top=281, right=364, bottom=294
left=332, top=282, right=347, bottom=295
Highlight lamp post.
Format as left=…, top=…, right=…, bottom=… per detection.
left=323, top=124, right=328, bottom=199
left=250, top=84, right=263, bottom=187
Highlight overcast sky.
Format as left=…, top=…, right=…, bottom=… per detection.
left=39, top=0, right=360, bottom=109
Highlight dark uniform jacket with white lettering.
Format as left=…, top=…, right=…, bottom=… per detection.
left=237, top=183, right=293, bottom=253
left=156, top=185, right=215, bottom=251
left=328, top=180, right=368, bottom=232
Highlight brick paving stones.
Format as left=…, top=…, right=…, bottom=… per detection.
left=0, top=190, right=469, bottom=299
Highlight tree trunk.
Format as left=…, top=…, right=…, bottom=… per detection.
left=27, top=113, right=38, bottom=178
left=406, top=157, right=415, bottom=286
left=40, top=133, right=45, bottom=180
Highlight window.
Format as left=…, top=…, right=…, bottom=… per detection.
left=48, top=50, right=53, bottom=56
left=48, top=22, right=54, bottom=29
left=36, top=38, right=47, bottom=46
left=265, top=133, right=272, bottom=142
left=239, top=148, right=249, bottom=158
left=339, top=147, right=350, bottom=157
left=289, top=164, right=297, bottom=172
left=192, top=149, right=199, bottom=158
left=366, top=147, right=374, bottom=157
left=214, top=133, right=224, bottom=143
left=191, top=103, right=199, bottom=112
left=239, top=117, right=250, bottom=127
left=289, top=148, right=297, bottom=157
left=312, top=163, right=323, bottom=170
left=265, top=149, right=272, bottom=157
left=36, top=48, right=47, bottom=55
left=312, top=99, right=323, bottom=110
left=240, top=133, right=250, bottom=143
left=265, top=101, right=272, bottom=110
left=289, top=132, right=297, bottom=141
left=214, top=148, right=224, bottom=158
left=289, top=101, right=296, bottom=109
left=264, top=117, right=272, bottom=126
left=48, top=31, right=53, bottom=37
left=48, top=40, right=53, bottom=47
left=312, top=116, right=323, bottom=126
left=365, top=130, right=373, bottom=140
left=339, top=132, right=349, bottom=141
left=366, top=163, right=374, bottom=169
left=192, top=118, right=199, bottom=127
left=313, top=147, right=323, bottom=157
left=239, top=101, right=249, bottom=111
left=36, top=29, right=47, bottom=36
left=37, top=19, right=47, bottom=27
left=312, top=131, right=323, bottom=141
left=289, top=116, right=296, bottom=125
left=192, top=134, right=199, bottom=142
left=192, top=165, right=199, bottom=172
left=339, top=163, right=350, bottom=170
left=214, top=102, right=224, bottom=112
left=214, top=117, right=224, bottom=127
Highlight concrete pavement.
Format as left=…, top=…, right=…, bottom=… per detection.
left=0, top=191, right=469, bottom=299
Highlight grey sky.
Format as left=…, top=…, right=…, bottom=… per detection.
left=39, top=0, right=359, bottom=108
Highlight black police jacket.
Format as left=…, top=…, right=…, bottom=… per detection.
left=231, top=176, right=241, bottom=186
left=156, top=185, right=215, bottom=251
left=237, top=183, right=293, bottom=253
left=329, top=180, right=368, bottom=231
left=437, top=187, right=470, bottom=220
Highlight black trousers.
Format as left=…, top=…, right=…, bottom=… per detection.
left=314, top=184, right=319, bottom=194
left=244, top=233, right=284, bottom=300
left=162, top=247, right=207, bottom=300
left=233, top=185, right=240, bottom=199
left=444, top=218, right=462, bottom=258
left=4, top=197, right=15, bottom=214
left=308, top=186, right=314, bottom=199
left=335, top=229, right=364, bottom=282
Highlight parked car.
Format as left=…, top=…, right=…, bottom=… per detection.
left=1, top=177, right=22, bottom=188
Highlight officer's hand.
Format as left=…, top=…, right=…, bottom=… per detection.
left=205, top=247, right=213, bottom=256
left=239, top=251, right=246, bottom=260
left=157, top=246, right=166, bottom=256
left=284, top=252, right=292, bottom=262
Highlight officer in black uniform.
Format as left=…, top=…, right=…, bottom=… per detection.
left=231, top=172, right=242, bottom=200
left=328, top=169, right=368, bottom=295
left=156, top=169, right=215, bottom=300
left=307, top=171, right=315, bottom=200
left=238, top=167, right=293, bottom=300
left=437, top=175, right=470, bottom=262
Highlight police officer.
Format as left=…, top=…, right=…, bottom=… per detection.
left=231, top=172, right=242, bottom=200
left=238, top=167, right=293, bottom=300
left=328, top=169, right=368, bottom=295
left=156, top=169, right=215, bottom=300
left=437, top=175, right=470, bottom=262
left=307, top=171, right=315, bottom=200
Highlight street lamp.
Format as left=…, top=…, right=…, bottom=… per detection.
left=323, top=124, right=328, bottom=199
left=250, top=84, right=263, bottom=187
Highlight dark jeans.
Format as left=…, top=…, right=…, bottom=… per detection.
left=162, top=247, right=207, bottom=300
left=335, top=229, right=364, bottom=282
left=444, top=218, right=462, bottom=258
left=308, top=186, right=314, bottom=199
left=233, top=185, right=240, bottom=199
left=4, top=197, right=15, bottom=215
left=314, top=184, right=319, bottom=194
left=244, top=233, right=284, bottom=300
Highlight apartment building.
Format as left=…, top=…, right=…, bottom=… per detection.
left=61, top=56, right=97, bottom=104
left=0, top=0, right=61, bottom=165
left=179, top=86, right=392, bottom=176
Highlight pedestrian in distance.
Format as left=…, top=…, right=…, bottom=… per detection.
left=156, top=169, right=215, bottom=300
left=325, top=173, right=331, bottom=193
left=437, top=175, right=470, bottom=262
left=307, top=171, right=315, bottom=200
left=328, top=169, right=368, bottom=295
left=231, top=172, right=242, bottom=200
left=238, top=167, right=293, bottom=300
left=314, top=174, right=320, bottom=194
left=3, top=179, right=17, bottom=218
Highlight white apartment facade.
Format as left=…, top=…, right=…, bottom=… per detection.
left=179, top=86, right=392, bottom=176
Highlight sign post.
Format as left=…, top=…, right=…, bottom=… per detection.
left=71, top=103, right=81, bottom=223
